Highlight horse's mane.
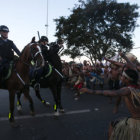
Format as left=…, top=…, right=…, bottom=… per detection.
left=13, top=45, right=29, bottom=64
left=20, top=44, right=30, bottom=56
left=11, top=45, right=29, bottom=64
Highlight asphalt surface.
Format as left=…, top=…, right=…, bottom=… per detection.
left=0, top=85, right=129, bottom=140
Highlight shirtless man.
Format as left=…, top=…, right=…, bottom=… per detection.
left=80, top=69, right=140, bottom=140
left=108, top=65, right=121, bottom=89
left=108, top=64, right=122, bottom=112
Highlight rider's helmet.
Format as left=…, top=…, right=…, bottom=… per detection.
left=0, top=25, right=9, bottom=32
left=39, top=36, right=48, bottom=42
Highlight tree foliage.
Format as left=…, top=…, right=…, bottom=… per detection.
left=54, top=0, right=139, bottom=62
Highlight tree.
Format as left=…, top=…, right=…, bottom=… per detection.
left=61, top=47, right=82, bottom=61
left=54, top=0, right=139, bottom=62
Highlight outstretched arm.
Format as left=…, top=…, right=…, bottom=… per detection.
left=104, top=57, right=124, bottom=67
left=80, top=87, right=130, bottom=97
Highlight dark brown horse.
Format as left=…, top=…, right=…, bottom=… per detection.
left=0, top=37, right=44, bottom=126
left=17, top=42, right=64, bottom=116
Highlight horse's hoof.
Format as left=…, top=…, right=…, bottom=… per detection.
left=44, top=102, right=51, bottom=107
left=30, top=111, right=35, bottom=116
left=59, top=109, right=65, bottom=113
left=74, top=97, right=79, bottom=101
left=53, top=111, right=59, bottom=118
left=17, top=105, right=22, bottom=111
left=17, top=105, right=23, bottom=115
left=10, top=122, right=20, bottom=128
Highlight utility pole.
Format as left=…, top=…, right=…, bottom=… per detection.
left=45, top=0, right=48, bottom=37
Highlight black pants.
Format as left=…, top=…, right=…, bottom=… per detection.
left=0, top=59, right=10, bottom=77
left=29, top=67, right=44, bottom=83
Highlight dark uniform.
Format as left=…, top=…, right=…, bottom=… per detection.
left=40, top=44, right=49, bottom=61
left=0, top=38, right=20, bottom=61
left=0, top=25, right=20, bottom=80
left=32, top=36, right=49, bottom=90
left=38, top=36, right=49, bottom=61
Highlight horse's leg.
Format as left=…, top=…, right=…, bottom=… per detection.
left=16, top=91, right=23, bottom=113
left=57, top=82, right=64, bottom=113
left=35, top=89, right=50, bottom=107
left=9, top=91, right=21, bottom=127
left=23, top=90, right=35, bottom=116
left=9, top=91, right=16, bottom=123
left=50, top=86, right=60, bottom=116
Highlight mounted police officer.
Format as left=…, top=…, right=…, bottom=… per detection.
left=32, top=36, right=49, bottom=90
left=0, top=25, right=21, bottom=81
left=39, top=36, right=49, bottom=61
left=33, top=36, right=64, bottom=90
left=39, top=36, right=64, bottom=60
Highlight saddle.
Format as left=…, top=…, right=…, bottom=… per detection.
left=0, top=61, right=13, bottom=81
left=30, top=63, right=53, bottom=85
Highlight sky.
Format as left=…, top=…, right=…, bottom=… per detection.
left=0, top=0, right=140, bottom=62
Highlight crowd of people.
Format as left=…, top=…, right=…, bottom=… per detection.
left=62, top=60, right=104, bottom=99
left=62, top=53, right=140, bottom=95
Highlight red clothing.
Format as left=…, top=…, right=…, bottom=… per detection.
left=74, top=82, right=83, bottom=89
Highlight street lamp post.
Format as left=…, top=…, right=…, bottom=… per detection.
left=45, top=0, right=48, bottom=37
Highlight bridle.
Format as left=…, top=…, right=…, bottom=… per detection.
left=20, top=43, right=44, bottom=67
left=30, top=44, right=43, bottom=60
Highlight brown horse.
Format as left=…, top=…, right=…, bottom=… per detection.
left=0, top=37, right=44, bottom=126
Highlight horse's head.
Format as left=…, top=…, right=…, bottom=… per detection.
left=30, top=43, right=45, bottom=68
left=21, top=37, right=45, bottom=68
left=29, top=37, right=45, bottom=68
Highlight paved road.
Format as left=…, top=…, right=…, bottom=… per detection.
left=0, top=86, right=129, bottom=140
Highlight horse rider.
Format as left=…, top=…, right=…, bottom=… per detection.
left=39, top=36, right=64, bottom=60
left=39, top=36, right=49, bottom=61
left=33, top=36, right=64, bottom=90
left=32, top=36, right=49, bottom=90
left=0, top=25, right=21, bottom=82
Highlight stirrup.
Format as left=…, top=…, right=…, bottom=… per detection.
left=34, top=83, right=40, bottom=90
